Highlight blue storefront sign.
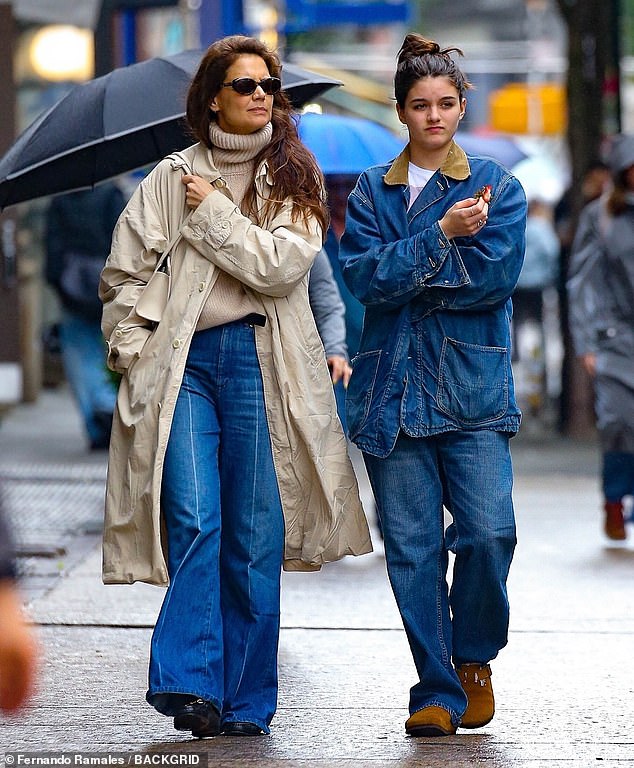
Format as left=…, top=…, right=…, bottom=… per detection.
left=284, top=0, right=410, bottom=31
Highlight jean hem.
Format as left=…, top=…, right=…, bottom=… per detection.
left=146, top=688, right=222, bottom=717
left=222, top=717, right=271, bottom=735
left=410, top=700, right=462, bottom=727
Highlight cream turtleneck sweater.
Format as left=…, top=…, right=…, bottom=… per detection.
left=196, top=121, right=272, bottom=331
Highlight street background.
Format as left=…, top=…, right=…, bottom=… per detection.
left=0, top=384, right=633, bottom=766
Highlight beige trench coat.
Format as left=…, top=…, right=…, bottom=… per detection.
left=100, top=143, right=372, bottom=586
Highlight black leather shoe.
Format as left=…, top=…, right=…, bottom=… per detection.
left=222, top=721, right=263, bottom=736
left=173, top=699, right=220, bottom=738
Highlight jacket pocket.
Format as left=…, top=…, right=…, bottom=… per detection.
left=437, top=337, right=508, bottom=425
left=346, top=350, right=382, bottom=439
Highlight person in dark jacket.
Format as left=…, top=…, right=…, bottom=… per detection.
left=45, top=183, right=125, bottom=450
left=568, top=134, right=634, bottom=540
left=339, top=33, right=526, bottom=737
left=0, top=493, right=38, bottom=711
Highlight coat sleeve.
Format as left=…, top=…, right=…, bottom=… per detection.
left=567, top=201, right=605, bottom=355
left=181, top=190, right=322, bottom=298
left=340, top=170, right=526, bottom=312
left=308, top=249, right=348, bottom=359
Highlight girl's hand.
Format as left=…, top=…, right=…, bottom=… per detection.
left=438, top=196, right=489, bottom=240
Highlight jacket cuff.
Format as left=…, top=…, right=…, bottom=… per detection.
left=183, top=191, right=239, bottom=251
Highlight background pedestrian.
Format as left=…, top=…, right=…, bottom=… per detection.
left=512, top=198, right=560, bottom=419
left=308, top=248, right=352, bottom=422
left=45, top=183, right=126, bottom=450
left=567, top=134, right=634, bottom=540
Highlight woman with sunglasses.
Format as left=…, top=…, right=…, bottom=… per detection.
left=339, top=34, right=526, bottom=737
left=99, top=35, right=371, bottom=738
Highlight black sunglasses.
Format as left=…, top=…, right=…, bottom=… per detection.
left=221, top=76, right=282, bottom=96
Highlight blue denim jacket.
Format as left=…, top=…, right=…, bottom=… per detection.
left=339, top=142, right=527, bottom=457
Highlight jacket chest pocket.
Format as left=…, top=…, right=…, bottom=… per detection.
left=436, top=337, right=508, bottom=425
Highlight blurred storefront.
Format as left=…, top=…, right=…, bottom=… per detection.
left=0, top=0, right=625, bottom=421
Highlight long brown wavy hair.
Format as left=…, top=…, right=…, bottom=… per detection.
left=186, top=35, right=328, bottom=236
left=394, top=34, right=473, bottom=108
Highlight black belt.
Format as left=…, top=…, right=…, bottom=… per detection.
left=240, top=313, right=266, bottom=327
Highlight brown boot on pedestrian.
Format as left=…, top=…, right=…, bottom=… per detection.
left=456, top=663, right=494, bottom=728
left=604, top=501, right=627, bottom=540
left=405, top=705, right=456, bottom=737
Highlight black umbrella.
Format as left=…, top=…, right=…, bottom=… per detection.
left=0, top=49, right=342, bottom=210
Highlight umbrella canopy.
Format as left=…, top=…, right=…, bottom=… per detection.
left=455, top=132, right=528, bottom=169
left=0, top=50, right=342, bottom=210
left=511, top=154, right=568, bottom=204
left=297, top=112, right=405, bottom=176
left=296, top=115, right=529, bottom=177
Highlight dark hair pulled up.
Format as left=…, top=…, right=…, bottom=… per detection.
left=394, top=33, right=472, bottom=107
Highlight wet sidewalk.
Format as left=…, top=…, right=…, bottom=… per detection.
left=0, top=385, right=633, bottom=767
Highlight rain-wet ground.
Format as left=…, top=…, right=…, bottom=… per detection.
left=0, top=386, right=632, bottom=766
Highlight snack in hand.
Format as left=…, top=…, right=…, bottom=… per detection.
left=474, top=184, right=492, bottom=203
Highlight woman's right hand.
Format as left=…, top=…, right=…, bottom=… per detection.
left=438, top=196, right=489, bottom=240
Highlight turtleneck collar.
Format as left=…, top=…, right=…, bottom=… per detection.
left=209, top=121, right=273, bottom=167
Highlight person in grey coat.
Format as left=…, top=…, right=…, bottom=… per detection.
left=567, top=133, right=634, bottom=540
left=308, top=249, right=352, bottom=419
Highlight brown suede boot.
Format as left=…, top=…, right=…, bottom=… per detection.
left=604, top=501, right=626, bottom=540
left=405, top=706, right=456, bottom=737
left=456, top=663, right=494, bottom=728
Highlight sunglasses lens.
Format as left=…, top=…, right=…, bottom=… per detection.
left=261, top=77, right=282, bottom=94
left=230, top=77, right=282, bottom=95
left=232, top=78, right=258, bottom=95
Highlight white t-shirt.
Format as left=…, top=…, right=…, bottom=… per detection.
left=407, top=163, right=435, bottom=210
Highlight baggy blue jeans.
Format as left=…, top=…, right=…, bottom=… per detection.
left=147, top=321, right=285, bottom=733
left=59, top=309, right=117, bottom=447
left=364, top=430, right=516, bottom=725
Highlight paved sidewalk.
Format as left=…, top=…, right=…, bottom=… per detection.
left=1, top=386, right=633, bottom=767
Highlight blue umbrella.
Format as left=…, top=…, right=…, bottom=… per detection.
left=297, top=112, right=405, bottom=175
left=455, top=132, right=528, bottom=169
left=297, top=114, right=528, bottom=176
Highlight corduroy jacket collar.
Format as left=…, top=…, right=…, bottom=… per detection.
left=384, top=140, right=471, bottom=186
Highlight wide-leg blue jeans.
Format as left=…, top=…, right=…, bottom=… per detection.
left=147, top=321, right=285, bottom=733
left=364, top=430, right=516, bottom=725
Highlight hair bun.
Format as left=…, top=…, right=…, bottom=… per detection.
left=397, top=33, right=464, bottom=66
left=397, top=34, right=440, bottom=64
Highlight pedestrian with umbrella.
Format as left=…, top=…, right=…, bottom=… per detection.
left=339, top=33, right=527, bottom=737
left=99, top=34, right=371, bottom=739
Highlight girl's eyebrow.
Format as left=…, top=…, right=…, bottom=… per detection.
left=410, top=95, right=459, bottom=103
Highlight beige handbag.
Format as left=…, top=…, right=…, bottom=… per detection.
left=135, top=227, right=184, bottom=323
left=136, top=152, right=194, bottom=323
